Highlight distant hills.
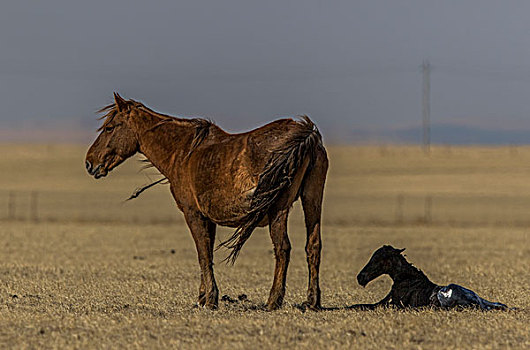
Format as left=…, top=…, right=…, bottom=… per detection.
left=348, top=123, right=530, bottom=145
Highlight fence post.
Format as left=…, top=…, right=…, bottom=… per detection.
left=8, top=191, right=16, bottom=220
left=424, top=195, right=432, bottom=224
left=30, top=191, right=39, bottom=222
left=395, top=194, right=404, bottom=224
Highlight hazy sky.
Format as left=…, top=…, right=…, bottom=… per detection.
left=2, top=0, right=530, bottom=143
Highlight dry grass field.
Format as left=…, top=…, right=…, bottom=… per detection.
left=0, top=144, right=529, bottom=349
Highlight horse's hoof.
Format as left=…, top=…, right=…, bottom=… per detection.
left=265, top=302, right=282, bottom=311
left=193, top=302, right=217, bottom=310
left=204, top=303, right=218, bottom=310
left=301, top=301, right=321, bottom=311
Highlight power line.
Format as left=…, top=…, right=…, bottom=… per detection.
left=422, top=59, right=431, bottom=154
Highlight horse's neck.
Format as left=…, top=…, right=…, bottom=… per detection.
left=389, top=258, right=431, bottom=285
left=131, top=115, right=195, bottom=178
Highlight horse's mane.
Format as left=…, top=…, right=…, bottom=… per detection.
left=96, top=103, right=121, bottom=131
left=98, top=98, right=215, bottom=202
left=395, top=252, right=431, bottom=281
left=97, top=99, right=213, bottom=155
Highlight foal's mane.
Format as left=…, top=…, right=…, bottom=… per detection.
left=97, top=98, right=213, bottom=154
left=393, top=251, right=430, bottom=280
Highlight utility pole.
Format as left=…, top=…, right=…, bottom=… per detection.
left=422, top=59, right=431, bottom=154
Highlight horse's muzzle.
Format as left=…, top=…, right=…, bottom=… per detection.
left=86, top=160, right=107, bottom=179
left=357, top=272, right=369, bottom=287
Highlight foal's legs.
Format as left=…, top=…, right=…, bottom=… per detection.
left=266, top=208, right=291, bottom=311
left=184, top=209, right=218, bottom=309
left=301, top=149, right=328, bottom=310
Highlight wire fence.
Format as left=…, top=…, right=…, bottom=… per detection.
left=0, top=189, right=182, bottom=225
left=2, top=189, right=530, bottom=227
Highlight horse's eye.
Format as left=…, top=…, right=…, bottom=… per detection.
left=105, top=126, right=115, bottom=133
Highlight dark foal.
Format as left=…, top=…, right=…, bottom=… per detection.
left=353, top=245, right=508, bottom=310
left=86, top=93, right=328, bottom=311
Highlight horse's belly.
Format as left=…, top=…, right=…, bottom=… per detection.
left=195, top=187, right=255, bottom=226
left=191, top=149, right=261, bottom=226
left=189, top=138, right=305, bottom=227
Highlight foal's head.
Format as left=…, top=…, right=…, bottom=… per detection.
left=85, top=93, right=141, bottom=179
left=357, top=245, right=406, bottom=287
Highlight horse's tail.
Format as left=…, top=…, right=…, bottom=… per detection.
left=218, top=116, right=324, bottom=264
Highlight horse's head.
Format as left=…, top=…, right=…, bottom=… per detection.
left=357, top=245, right=406, bottom=287
left=85, top=93, right=140, bottom=179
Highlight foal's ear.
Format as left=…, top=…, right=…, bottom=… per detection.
left=113, top=92, right=127, bottom=112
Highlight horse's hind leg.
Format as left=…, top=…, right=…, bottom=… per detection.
left=184, top=209, right=218, bottom=309
left=301, top=148, right=328, bottom=310
left=266, top=208, right=291, bottom=311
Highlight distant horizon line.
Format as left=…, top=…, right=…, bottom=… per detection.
left=2, top=121, right=530, bottom=145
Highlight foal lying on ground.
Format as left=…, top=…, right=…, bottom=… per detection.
left=353, top=245, right=508, bottom=310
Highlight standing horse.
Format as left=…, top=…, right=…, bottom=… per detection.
left=85, top=93, right=328, bottom=310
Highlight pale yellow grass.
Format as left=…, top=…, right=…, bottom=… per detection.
left=1, top=222, right=528, bottom=349
left=3, top=144, right=530, bottom=225
left=0, top=144, right=529, bottom=349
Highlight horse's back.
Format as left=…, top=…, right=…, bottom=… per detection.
left=186, top=118, right=319, bottom=226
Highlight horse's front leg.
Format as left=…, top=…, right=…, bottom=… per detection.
left=266, top=208, right=291, bottom=311
left=184, top=209, right=218, bottom=309
left=347, top=291, right=391, bottom=310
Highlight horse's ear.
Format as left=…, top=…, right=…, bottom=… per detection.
left=397, top=248, right=406, bottom=254
left=114, top=92, right=127, bottom=112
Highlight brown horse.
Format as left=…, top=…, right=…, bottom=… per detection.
left=85, top=93, right=328, bottom=311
